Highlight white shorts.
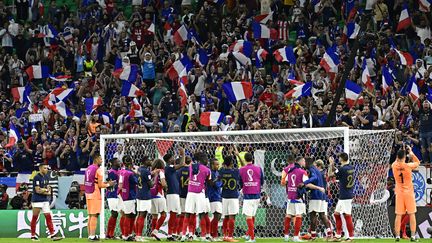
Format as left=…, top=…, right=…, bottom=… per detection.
left=180, top=197, right=186, bottom=213
left=120, top=199, right=136, bottom=214
left=286, top=202, right=306, bottom=216
left=222, top=198, right=239, bottom=216
left=205, top=198, right=211, bottom=213
left=335, top=199, right=353, bottom=215
left=185, top=192, right=208, bottom=214
left=32, top=202, right=51, bottom=213
left=107, top=198, right=119, bottom=212
left=167, top=194, right=181, bottom=213
left=308, top=200, right=327, bottom=214
left=136, top=199, right=152, bottom=213
left=242, top=199, right=260, bottom=217
left=151, top=197, right=167, bottom=214
left=210, top=201, right=222, bottom=214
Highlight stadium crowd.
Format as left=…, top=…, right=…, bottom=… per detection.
left=0, top=0, right=431, bottom=175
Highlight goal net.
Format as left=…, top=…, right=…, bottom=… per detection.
left=99, top=127, right=395, bottom=239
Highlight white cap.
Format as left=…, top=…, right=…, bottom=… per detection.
left=31, top=128, right=37, bottom=133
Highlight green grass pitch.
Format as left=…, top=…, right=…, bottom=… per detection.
left=1, top=238, right=427, bottom=242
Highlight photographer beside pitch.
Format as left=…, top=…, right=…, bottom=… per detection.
left=392, top=145, right=420, bottom=242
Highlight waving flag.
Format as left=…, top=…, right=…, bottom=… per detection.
left=320, top=46, right=340, bottom=73
left=232, top=52, right=251, bottom=66
left=44, top=87, right=74, bottom=104
left=25, top=65, right=49, bottom=80
left=361, top=59, right=373, bottom=90
left=254, top=11, right=273, bottom=24
left=273, top=46, right=296, bottom=64
left=253, top=22, right=271, bottom=39
left=128, top=98, right=143, bottom=118
left=5, top=123, right=21, bottom=148
left=49, top=101, right=73, bottom=118
left=229, top=40, right=253, bottom=57
left=344, top=22, right=360, bottom=39
left=62, top=28, right=73, bottom=42
left=345, top=80, right=363, bottom=108
left=394, top=49, right=414, bottom=66
left=148, top=23, right=155, bottom=34
left=11, top=85, right=31, bottom=103
left=419, top=0, right=432, bottom=12
left=178, top=81, right=188, bottom=108
left=49, top=74, right=72, bottom=82
left=427, top=87, right=432, bottom=103
left=402, top=76, right=420, bottom=100
left=287, top=70, right=303, bottom=85
left=397, top=3, right=412, bottom=32
left=188, top=29, right=201, bottom=45
left=173, top=25, right=189, bottom=46
left=381, top=65, right=393, bottom=95
left=178, top=68, right=189, bottom=86
left=168, top=56, right=192, bottom=80
left=222, top=82, right=253, bottom=103
left=200, top=112, right=224, bottom=127
left=85, top=97, right=103, bottom=115
left=284, top=82, right=312, bottom=100
left=195, top=48, right=209, bottom=67
left=113, top=64, right=138, bottom=82
left=121, top=81, right=144, bottom=97
left=255, top=48, right=268, bottom=68
left=40, top=24, right=58, bottom=38
left=99, top=112, right=115, bottom=128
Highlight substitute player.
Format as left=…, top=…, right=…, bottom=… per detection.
left=239, top=152, right=264, bottom=243
left=31, top=164, right=62, bottom=241
left=85, top=154, right=115, bottom=241
left=219, top=155, right=240, bottom=242
left=135, top=157, right=154, bottom=242
left=164, top=148, right=186, bottom=241
left=328, top=153, right=355, bottom=242
left=207, top=158, right=222, bottom=239
left=106, top=158, right=121, bottom=239
left=392, top=146, right=420, bottom=242
left=117, top=156, right=138, bottom=241
left=180, top=152, right=211, bottom=242
left=150, top=159, right=167, bottom=240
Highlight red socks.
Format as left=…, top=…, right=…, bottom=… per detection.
left=284, top=217, right=291, bottom=235
left=200, top=216, right=207, bottom=236
left=31, top=214, right=38, bottom=236
left=294, top=217, right=302, bottom=237
left=222, top=218, right=229, bottom=237
left=189, top=214, right=197, bottom=235
left=211, top=217, right=219, bottom=238
left=204, top=214, right=211, bottom=236
left=168, top=212, right=177, bottom=235
left=401, top=214, right=409, bottom=236
left=246, top=218, right=255, bottom=240
left=151, top=217, right=157, bottom=232
left=135, top=216, right=145, bottom=237
left=228, top=218, right=235, bottom=237
left=44, top=214, right=54, bottom=235
left=107, top=216, right=117, bottom=237
left=176, top=215, right=184, bottom=235
left=156, top=214, right=166, bottom=230
left=344, top=214, right=354, bottom=238
left=182, top=216, right=189, bottom=236
left=120, top=216, right=125, bottom=236
left=334, top=214, right=342, bottom=236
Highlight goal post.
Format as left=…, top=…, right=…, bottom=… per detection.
left=99, top=127, right=395, bottom=239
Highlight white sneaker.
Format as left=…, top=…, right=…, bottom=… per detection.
left=201, top=236, right=210, bottom=242
left=245, top=239, right=256, bottom=243
left=292, top=236, right=303, bottom=242
left=180, top=235, right=187, bottom=242
left=243, top=235, right=250, bottom=241
left=135, top=236, right=148, bottom=242
left=284, top=235, right=290, bottom=242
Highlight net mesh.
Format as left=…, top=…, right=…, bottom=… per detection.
left=101, top=129, right=395, bottom=239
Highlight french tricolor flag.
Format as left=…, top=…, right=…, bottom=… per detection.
left=121, top=81, right=144, bottom=97
left=128, top=98, right=143, bottom=118
left=44, top=87, right=74, bottom=103
left=345, top=80, right=363, bottom=108
left=99, top=112, right=115, bottom=128
left=419, top=0, right=432, bottom=12
left=255, top=48, right=268, bottom=68
left=381, top=65, right=393, bottom=95
left=168, top=56, right=192, bottom=80
left=113, top=64, right=138, bottom=82
left=344, top=22, right=360, bottom=39
left=222, top=82, right=253, bottom=103
left=200, top=112, right=224, bottom=127
left=11, top=85, right=31, bottom=104
left=195, top=48, right=209, bottom=67
left=178, top=68, right=189, bottom=86
left=178, top=81, right=188, bottom=108
left=173, top=25, right=189, bottom=46
left=273, top=46, right=296, bottom=64
left=284, top=82, right=312, bottom=100
left=254, top=11, right=273, bottom=24
left=5, top=123, right=21, bottom=148
left=394, top=49, right=414, bottom=66
left=406, top=76, right=420, bottom=101
left=229, top=40, right=253, bottom=57
left=287, top=71, right=303, bottom=86
left=232, top=52, right=251, bottom=66
left=361, top=59, right=373, bottom=90
left=397, top=3, right=412, bottom=32
left=49, top=74, right=72, bottom=82
left=85, top=97, right=103, bottom=115
left=253, top=22, right=271, bottom=39
left=25, top=65, right=49, bottom=80
left=51, top=101, right=73, bottom=118
left=320, top=46, right=340, bottom=73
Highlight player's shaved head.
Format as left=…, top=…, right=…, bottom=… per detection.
left=339, top=152, right=349, bottom=162
left=397, top=149, right=406, bottom=160
left=244, top=152, right=253, bottom=163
